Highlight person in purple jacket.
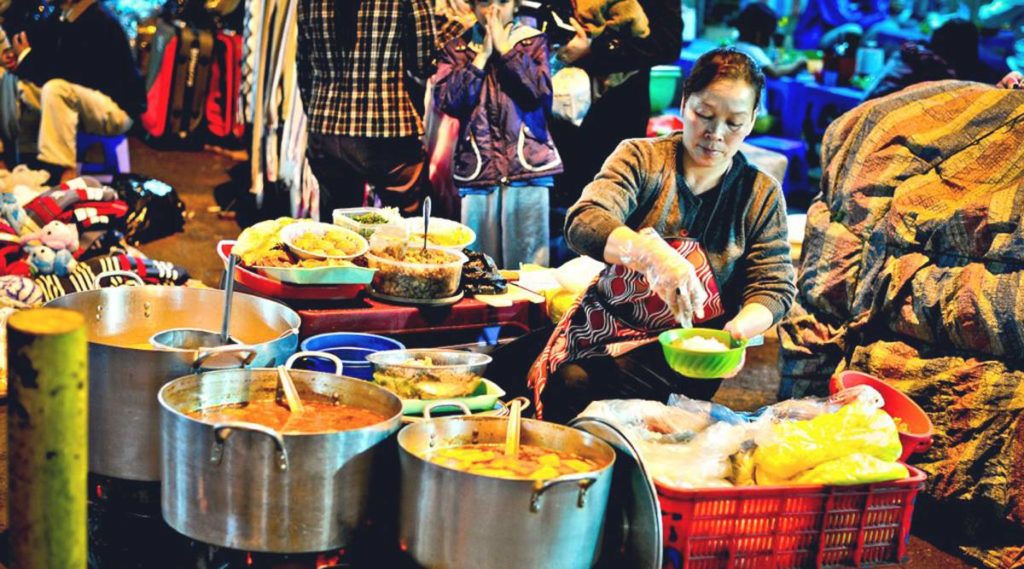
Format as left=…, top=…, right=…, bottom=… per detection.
left=433, top=0, right=563, bottom=269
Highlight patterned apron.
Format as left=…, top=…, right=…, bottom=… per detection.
left=528, top=238, right=723, bottom=419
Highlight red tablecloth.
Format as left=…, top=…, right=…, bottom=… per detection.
left=297, top=294, right=547, bottom=345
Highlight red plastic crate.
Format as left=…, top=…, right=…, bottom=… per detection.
left=659, top=465, right=926, bottom=569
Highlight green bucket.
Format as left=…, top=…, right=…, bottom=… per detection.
left=649, top=65, right=683, bottom=114
left=658, top=328, right=747, bottom=379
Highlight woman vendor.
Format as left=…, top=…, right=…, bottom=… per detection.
left=529, top=48, right=797, bottom=423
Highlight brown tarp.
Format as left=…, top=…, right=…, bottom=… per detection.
left=779, top=80, right=1024, bottom=568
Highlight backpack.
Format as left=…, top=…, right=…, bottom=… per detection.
left=206, top=30, right=245, bottom=139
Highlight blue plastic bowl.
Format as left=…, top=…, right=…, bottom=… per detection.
left=298, top=332, right=406, bottom=380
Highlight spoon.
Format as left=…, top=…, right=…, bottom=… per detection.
left=149, top=254, right=239, bottom=350
left=504, top=398, right=522, bottom=458
left=421, top=196, right=432, bottom=252
left=277, top=365, right=305, bottom=415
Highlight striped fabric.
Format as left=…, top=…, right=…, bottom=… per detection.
left=296, top=0, right=462, bottom=137
left=33, top=254, right=189, bottom=302
left=778, top=80, right=1024, bottom=567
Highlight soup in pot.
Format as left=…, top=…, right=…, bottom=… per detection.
left=188, top=400, right=387, bottom=433
left=423, top=443, right=600, bottom=480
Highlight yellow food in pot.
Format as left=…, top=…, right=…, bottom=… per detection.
left=423, top=443, right=599, bottom=480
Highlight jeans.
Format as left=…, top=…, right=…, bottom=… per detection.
left=459, top=184, right=550, bottom=269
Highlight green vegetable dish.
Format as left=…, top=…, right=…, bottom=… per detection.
left=350, top=212, right=391, bottom=224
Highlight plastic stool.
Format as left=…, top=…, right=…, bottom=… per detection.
left=77, top=133, right=131, bottom=175
left=745, top=135, right=810, bottom=196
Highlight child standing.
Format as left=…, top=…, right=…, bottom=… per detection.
left=433, top=0, right=562, bottom=269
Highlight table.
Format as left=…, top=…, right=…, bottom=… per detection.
left=784, top=78, right=866, bottom=140
left=295, top=293, right=548, bottom=348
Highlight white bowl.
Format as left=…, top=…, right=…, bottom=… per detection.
left=402, top=217, right=476, bottom=250
left=281, top=221, right=369, bottom=261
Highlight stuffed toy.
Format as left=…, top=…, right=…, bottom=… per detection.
left=0, top=192, right=31, bottom=235
left=24, top=242, right=77, bottom=277
left=575, top=0, right=650, bottom=39
left=0, top=275, right=43, bottom=308
left=0, top=164, right=50, bottom=195
left=21, top=220, right=80, bottom=252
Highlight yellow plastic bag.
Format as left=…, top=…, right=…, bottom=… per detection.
left=791, top=454, right=909, bottom=486
left=753, top=403, right=902, bottom=481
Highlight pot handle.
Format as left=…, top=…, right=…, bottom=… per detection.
left=499, top=397, right=531, bottom=416
left=193, top=344, right=259, bottom=370
left=286, top=351, right=343, bottom=376
left=216, top=240, right=236, bottom=266
left=211, top=421, right=289, bottom=471
left=423, top=401, right=472, bottom=419
left=94, top=270, right=145, bottom=288
left=530, top=475, right=599, bottom=513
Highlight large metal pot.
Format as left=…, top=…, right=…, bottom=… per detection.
left=398, top=416, right=616, bottom=569
left=158, top=359, right=403, bottom=553
left=46, top=284, right=300, bottom=481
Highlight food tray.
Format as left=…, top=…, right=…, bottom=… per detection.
left=257, top=263, right=376, bottom=286
left=399, top=378, right=506, bottom=415
left=658, top=465, right=926, bottom=569
left=217, top=241, right=364, bottom=301
left=367, top=286, right=464, bottom=307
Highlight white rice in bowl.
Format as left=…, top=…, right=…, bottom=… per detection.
left=677, top=336, right=730, bottom=352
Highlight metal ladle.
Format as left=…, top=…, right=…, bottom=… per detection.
left=150, top=254, right=241, bottom=350
left=421, top=196, right=431, bottom=252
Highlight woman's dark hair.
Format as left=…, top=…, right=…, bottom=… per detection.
left=682, top=47, right=765, bottom=113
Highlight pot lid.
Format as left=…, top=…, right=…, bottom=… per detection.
left=569, top=416, right=661, bottom=569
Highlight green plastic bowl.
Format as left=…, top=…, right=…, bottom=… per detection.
left=658, top=328, right=747, bottom=379
left=649, top=65, right=682, bottom=114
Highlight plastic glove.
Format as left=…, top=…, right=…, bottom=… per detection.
left=616, top=227, right=708, bottom=327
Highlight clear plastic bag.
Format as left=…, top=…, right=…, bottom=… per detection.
left=578, top=399, right=711, bottom=442
left=551, top=66, right=592, bottom=127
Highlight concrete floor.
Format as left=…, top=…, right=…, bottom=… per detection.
left=0, top=137, right=981, bottom=567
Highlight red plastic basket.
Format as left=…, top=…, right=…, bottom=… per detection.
left=658, top=465, right=926, bottom=569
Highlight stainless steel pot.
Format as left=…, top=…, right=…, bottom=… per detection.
left=158, top=358, right=403, bottom=553
left=398, top=416, right=616, bottom=569
left=46, top=284, right=300, bottom=481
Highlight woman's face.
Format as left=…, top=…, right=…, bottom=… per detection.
left=473, top=0, right=516, bottom=27
left=681, top=78, right=758, bottom=169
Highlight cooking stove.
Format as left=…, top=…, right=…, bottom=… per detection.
left=87, top=474, right=419, bottom=569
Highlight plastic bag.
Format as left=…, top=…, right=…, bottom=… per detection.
left=762, top=384, right=885, bottom=422
left=647, top=421, right=767, bottom=490
left=578, top=399, right=711, bottom=442
left=789, top=453, right=909, bottom=486
left=107, top=174, right=187, bottom=245
left=551, top=66, right=591, bottom=127
left=753, top=403, right=903, bottom=482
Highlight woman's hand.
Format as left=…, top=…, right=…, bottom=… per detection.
left=723, top=303, right=773, bottom=342
left=487, top=11, right=512, bottom=55
left=605, top=227, right=708, bottom=327
left=556, top=17, right=591, bottom=65
left=718, top=304, right=771, bottom=379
